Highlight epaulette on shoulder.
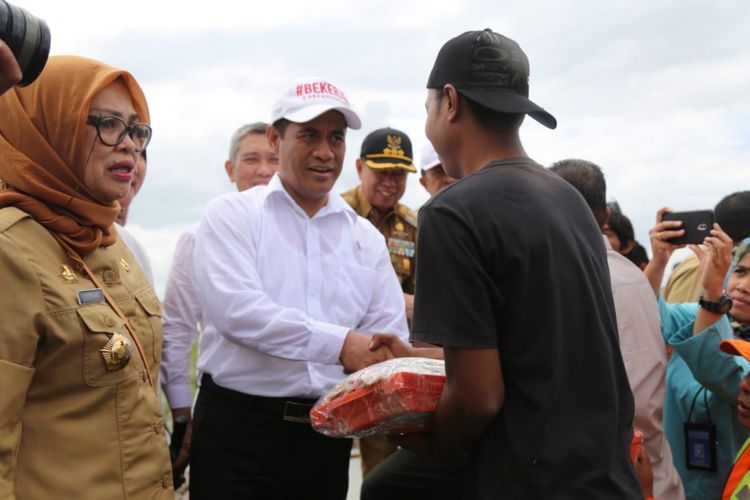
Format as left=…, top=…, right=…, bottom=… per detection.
left=0, top=207, right=31, bottom=234
left=396, top=204, right=417, bottom=227
left=340, top=188, right=358, bottom=209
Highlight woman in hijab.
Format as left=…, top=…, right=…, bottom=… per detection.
left=0, top=56, right=172, bottom=499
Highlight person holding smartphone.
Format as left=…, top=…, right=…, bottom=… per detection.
left=663, top=192, right=750, bottom=303
left=645, top=209, right=750, bottom=499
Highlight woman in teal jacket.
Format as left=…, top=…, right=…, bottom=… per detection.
left=646, top=210, right=750, bottom=500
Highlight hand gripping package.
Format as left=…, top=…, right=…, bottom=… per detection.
left=311, top=357, right=446, bottom=438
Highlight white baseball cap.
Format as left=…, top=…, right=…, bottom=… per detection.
left=420, top=142, right=441, bottom=173
left=270, top=77, right=361, bottom=129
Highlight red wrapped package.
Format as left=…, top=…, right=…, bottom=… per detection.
left=311, top=357, right=445, bottom=438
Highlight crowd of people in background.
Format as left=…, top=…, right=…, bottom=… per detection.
left=1, top=27, right=750, bottom=500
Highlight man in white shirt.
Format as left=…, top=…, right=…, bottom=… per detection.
left=550, top=159, right=685, bottom=500
left=160, top=122, right=279, bottom=486
left=188, top=78, right=409, bottom=500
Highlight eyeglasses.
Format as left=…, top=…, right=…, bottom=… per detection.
left=86, top=115, right=152, bottom=151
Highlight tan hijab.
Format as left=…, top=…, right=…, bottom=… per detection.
left=0, top=55, right=149, bottom=258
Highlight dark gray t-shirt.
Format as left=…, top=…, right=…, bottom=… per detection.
left=411, top=158, right=641, bottom=499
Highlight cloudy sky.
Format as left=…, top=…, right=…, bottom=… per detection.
left=21, top=0, right=750, bottom=296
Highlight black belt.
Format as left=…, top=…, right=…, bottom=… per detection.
left=200, top=373, right=315, bottom=423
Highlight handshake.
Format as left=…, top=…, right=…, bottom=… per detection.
left=339, top=330, right=442, bottom=373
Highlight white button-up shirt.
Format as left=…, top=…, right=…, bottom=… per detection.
left=160, top=223, right=202, bottom=409
left=193, top=174, right=408, bottom=398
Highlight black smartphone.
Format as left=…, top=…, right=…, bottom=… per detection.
left=662, top=210, right=714, bottom=245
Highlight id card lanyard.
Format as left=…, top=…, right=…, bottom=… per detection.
left=684, top=387, right=718, bottom=472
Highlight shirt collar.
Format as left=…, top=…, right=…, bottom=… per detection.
left=602, top=234, right=613, bottom=251
left=265, top=173, right=358, bottom=225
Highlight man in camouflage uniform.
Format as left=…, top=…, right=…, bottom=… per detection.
left=341, top=126, right=417, bottom=476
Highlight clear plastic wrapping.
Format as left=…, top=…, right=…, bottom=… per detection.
left=311, top=357, right=445, bottom=438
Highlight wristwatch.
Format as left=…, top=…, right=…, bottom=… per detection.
left=698, top=294, right=733, bottom=314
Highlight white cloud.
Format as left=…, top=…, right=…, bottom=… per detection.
left=16, top=0, right=750, bottom=292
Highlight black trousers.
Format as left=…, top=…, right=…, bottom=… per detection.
left=360, top=448, right=465, bottom=500
left=189, top=375, right=352, bottom=500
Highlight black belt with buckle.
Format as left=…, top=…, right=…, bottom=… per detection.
left=201, top=374, right=315, bottom=423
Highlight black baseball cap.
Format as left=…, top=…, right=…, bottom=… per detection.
left=360, top=127, right=416, bottom=172
left=427, top=29, right=557, bottom=129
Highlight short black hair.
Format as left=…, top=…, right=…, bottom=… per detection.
left=272, top=118, right=290, bottom=138
left=625, top=240, right=649, bottom=268
left=607, top=202, right=635, bottom=248
left=715, top=191, right=750, bottom=243
left=548, top=159, right=607, bottom=227
left=463, top=96, right=525, bottom=131
left=435, top=90, right=524, bottom=132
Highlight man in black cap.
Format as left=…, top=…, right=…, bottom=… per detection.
left=403, top=29, right=642, bottom=498
left=342, top=127, right=418, bottom=475
left=342, top=127, right=418, bottom=319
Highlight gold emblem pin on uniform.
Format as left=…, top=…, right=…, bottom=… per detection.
left=395, top=222, right=404, bottom=232
left=119, top=258, right=131, bottom=272
left=100, top=333, right=132, bottom=371
left=60, top=264, right=76, bottom=282
left=403, top=258, right=411, bottom=272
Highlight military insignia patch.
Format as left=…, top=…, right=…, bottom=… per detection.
left=383, top=134, right=406, bottom=158
left=60, top=264, right=77, bottom=282
left=100, top=333, right=132, bottom=371
left=387, top=238, right=415, bottom=258
left=119, top=258, right=131, bottom=272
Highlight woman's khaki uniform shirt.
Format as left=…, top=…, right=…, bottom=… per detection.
left=0, top=207, right=173, bottom=499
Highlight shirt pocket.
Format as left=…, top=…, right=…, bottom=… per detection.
left=77, top=305, right=140, bottom=386
left=333, top=262, right=376, bottom=325
left=134, top=288, right=163, bottom=365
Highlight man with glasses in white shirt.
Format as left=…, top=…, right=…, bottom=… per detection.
left=188, top=78, right=409, bottom=500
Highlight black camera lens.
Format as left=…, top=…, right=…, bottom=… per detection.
left=0, top=0, right=51, bottom=87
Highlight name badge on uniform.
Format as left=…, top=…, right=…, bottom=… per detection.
left=387, top=238, right=415, bottom=258
left=77, top=288, right=105, bottom=305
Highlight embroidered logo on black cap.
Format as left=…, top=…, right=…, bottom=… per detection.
left=468, top=30, right=528, bottom=94
left=384, top=134, right=405, bottom=157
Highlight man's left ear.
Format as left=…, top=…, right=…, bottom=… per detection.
left=356, top=158, right=364, bottom=179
